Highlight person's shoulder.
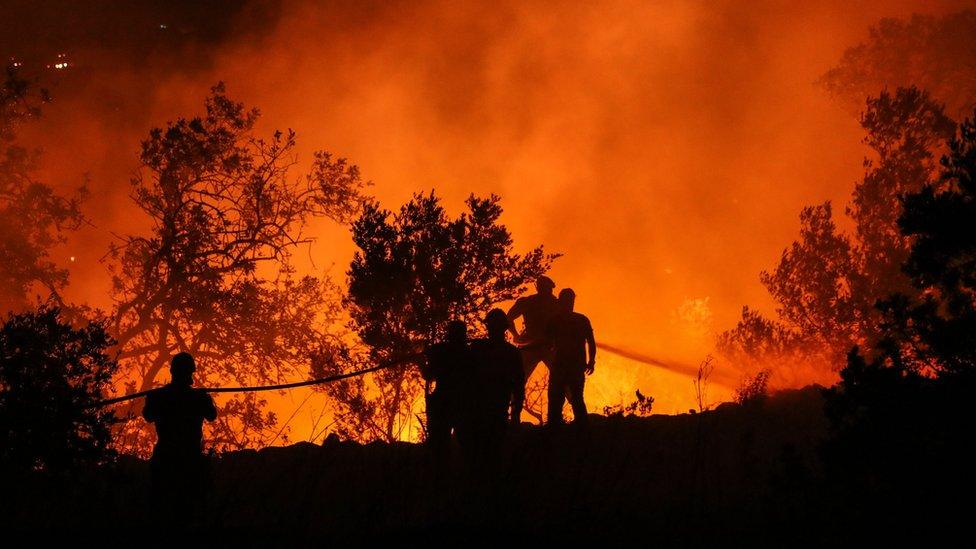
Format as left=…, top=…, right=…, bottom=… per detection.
left=144, top=387, right=162, bottom=404
left=147, top=384, right=173, bottom=400
left=573, top=312, right=592, bottom=325
left=469, top=338, right=490, bottom=350
left=531, top=293, right=558, bottom=306
left=551, top=310, right=571, bottom=323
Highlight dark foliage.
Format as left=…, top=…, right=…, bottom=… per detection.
left=820, top=11, right=976, bottom=119
left=734, top=369, right=771, bottom=406
left=602, top=389, right=654, bottom=417
left=319, top=192, right=556, bottom=441
left=0, top=68, right=85, bottom=313
left=0, top=307, right=118, bottom=476
left=109, top=83, right=366, bottom=454
left=822, top=110, right=976, bottom=538
left=719, top=88, right=955, bottom=381
left=895, top=111, right=976, bottom=374
left=3, top=388, right=838, bottom=544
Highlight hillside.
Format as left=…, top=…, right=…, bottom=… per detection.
left=4, top=387, right=849, bottom=542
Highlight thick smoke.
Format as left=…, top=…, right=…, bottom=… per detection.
left=10, top=0, right=976, bottom=421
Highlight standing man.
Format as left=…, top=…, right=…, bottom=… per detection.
left=143, top=352, right=218, bottom=519
left=546, top=289, right=596, bottom=426
left=421, top=320, right=470, bottom=466
left=507, top=276, right=560, bottom=382
left=463, top=309, right=525, bottom=468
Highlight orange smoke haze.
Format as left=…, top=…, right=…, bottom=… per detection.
left=13, top=0, right=976, bottom=439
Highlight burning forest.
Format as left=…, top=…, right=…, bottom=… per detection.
left=2, top=0, right=976, bottom=543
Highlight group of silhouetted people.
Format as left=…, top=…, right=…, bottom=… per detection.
left=140, top=276, right=595, bottom=516
left=422, top=309, right=524, bottom=469
left=421, top=277, right=597, bottom=467
left=508, top=277, right=596, bottom=427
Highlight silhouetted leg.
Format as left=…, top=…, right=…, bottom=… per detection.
left=567, top=369, right=588, bottom=426
left=190, top=454, right=212, bottom=527
left=548, top=368, right=567, bottom=426
left=454, top=418, right=493, bottom=525
left=150, top=452, right=182, bottom=523
left=520, top=345, right=543, bottom=379
left=454, top=418, right=480, bottom=475
left=541, top=354, right=555, bottom=376
left=425, top=392, right=451, bottom=470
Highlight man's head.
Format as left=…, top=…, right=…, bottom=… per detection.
left=558, top=288, right=576, bottom=312
left=484, top=308, right=509, bottom=340
left=535, top=276, right=556, bottom=296
left=445, top=320, right=468, bottom=344
left=170, top=352, right=196, bottom=386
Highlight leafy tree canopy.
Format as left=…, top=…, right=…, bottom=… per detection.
left=0, top=69, right=85, bottom=312
left=821, top=11, right=976, bottom=119
left=318, top=192, right=556, bottom=441
left=719, top=88, right=955, bottom=380
left=110, top=83, right=366, bottom=453
left=0, top=307, right=118, bottom=476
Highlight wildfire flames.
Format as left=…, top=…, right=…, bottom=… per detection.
left=8, top=0, right=971, bottom=443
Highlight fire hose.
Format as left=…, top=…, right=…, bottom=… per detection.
left=94, top=353, right=423, bottom=407
left=96, top=341, right=730, bottom=408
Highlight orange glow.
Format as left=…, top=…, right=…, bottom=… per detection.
left=19, top=0, right=975, bottom=444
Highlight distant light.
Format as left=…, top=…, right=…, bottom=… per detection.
left=160, top=24, right=168, bottom=29
left=54, top=62, right=68, bottom=69
left=69, top=256, right=76, bottom=262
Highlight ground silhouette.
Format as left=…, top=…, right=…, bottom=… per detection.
left=2, top=387, right=827, bottom=542
left=5, top=383, right=972, bottom=544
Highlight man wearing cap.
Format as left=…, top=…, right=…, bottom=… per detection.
left=545, top=288, right=596, bottom=426
left=462, top=309, right=525, bottom=471
left=421, top=319, right=471, bottom=466
left=143, top=352, right=218, bottom=516
left=507, top=276, right=561, bottom=401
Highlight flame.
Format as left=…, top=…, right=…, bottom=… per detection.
left=13, top=0, right=967, bottom=444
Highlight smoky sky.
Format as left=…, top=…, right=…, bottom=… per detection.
left=8, top=0, right=976, bottom=405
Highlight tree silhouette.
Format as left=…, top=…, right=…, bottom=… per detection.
left=820, top=11, right=976, bottom=119
left=719, top=88, right=955, bottom=379
left=733, top=369, right=771, bottom=406
left=743, top=11, right=976, bottom=380
left=0, top=68, right=85, bottom=313
left=877, top=108, right=976, bottom=375
left=0, top=307, right=118, bottom=476
left=821, top=114, right=976, bottom=529
left=109, top=83, right=367, bottom=453
left=318, top=192, right=556, bottom=441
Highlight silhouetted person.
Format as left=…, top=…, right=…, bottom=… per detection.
left=507, top=275, right=560, bottom=386
left=421, top=320, right=470, bottom=466
left=460, top=309, right=525, bottom=468
left=546, top=288, right=595, bottom=426
left=143, top=352, right=217, bottom=522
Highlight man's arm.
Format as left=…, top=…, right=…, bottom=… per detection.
left=142, top=393, right=157, bottom=423
left=506, top=299, right=525, bottom=341
left=510, top=351, right=526, bottom=425
left=585, top=318, right=596, bottom=375
left=202, top=393, right=218, bottom=422
left=420, top=347, right=435, bottom=382
left=545, top=316, right=558, bottom=351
